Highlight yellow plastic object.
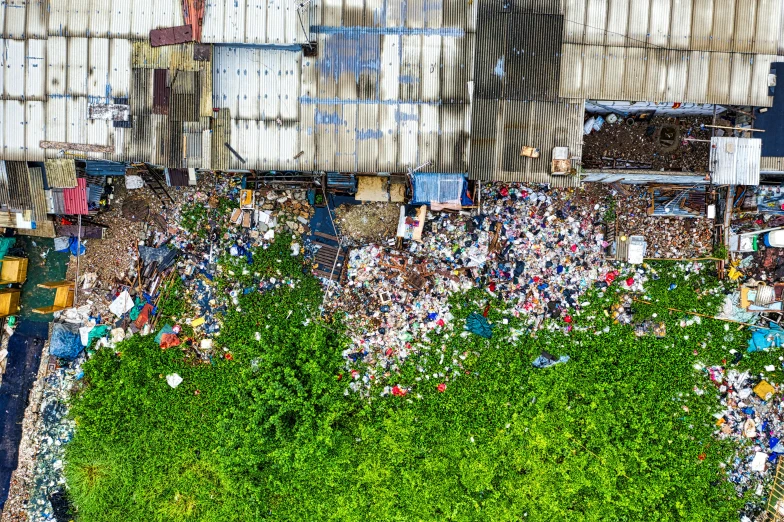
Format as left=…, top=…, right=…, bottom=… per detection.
left=32, top=281, right=75, bottom=314
left=0, top=256, right=28, bottom=285
left=728, top=259, right=743, bottom=281
left=754, top=380, right=776, bottom=401
left=0, top=288, right=20, bottom=318
left=191, top=317, right=205, bottom=328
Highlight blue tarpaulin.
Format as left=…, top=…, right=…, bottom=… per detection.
left=412, top=173, right=471, bottom=206
left=49, top=323, right=83, bottom=360
left=747, top=322, right=784, bottom=353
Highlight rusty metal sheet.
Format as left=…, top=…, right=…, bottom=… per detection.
left=88, top=103, right=131, bottom=121
left=153, top=69, right=171, bottom=115
left=39, top=141, right=116, bottom=153
left=150, top=25, right=194, bottom=48
left=193, top=43, right=211, bottom=61
left=44, top=159, right=78, bottom=189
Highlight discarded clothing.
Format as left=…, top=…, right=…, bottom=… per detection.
left=465, top=312, right=493, bottom=339
left=532, top=351, right=570, bottom=369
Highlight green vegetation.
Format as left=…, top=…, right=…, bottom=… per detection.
left=66, top=244, right=768, bottom=521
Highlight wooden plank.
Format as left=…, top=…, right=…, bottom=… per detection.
left=313, top=231, right=338, bottom=241
left=40, top=141, right=115, bottom=153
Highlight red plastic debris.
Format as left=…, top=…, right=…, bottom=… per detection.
left=392, top=385, right=407, bottom=396
left=570, top=244, right=578, bottom=253
left=626, top=277, right=635, bottom=286
left=437, top=383, right=447, bottom=393
left=564, top=315, right=572, bottom=324
left=499, top=186, right=509, bottom=197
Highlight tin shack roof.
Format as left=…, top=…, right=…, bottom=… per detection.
left=710, top=137, right=762, bottom=186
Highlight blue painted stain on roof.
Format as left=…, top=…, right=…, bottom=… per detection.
left=312, top=25, right=464, bottom=37
left=356, top=129, right=383, bottom=140
left=299, top=96, right=442, bottom=106
left=395, top=110, right=418, bottom=123
left=320, top=33, right=381, bottom=84
left=494, top=56, right=505, bottom=78
left=315, top=109, right=343, bottom=125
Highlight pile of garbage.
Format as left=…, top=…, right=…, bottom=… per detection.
left=326, top=184, right=620, bottom=393
left=702, top=365, right=784, bottom=507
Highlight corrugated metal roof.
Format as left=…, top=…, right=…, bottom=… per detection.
left=201, top=0, right=310, bottom=45
left=214, top=22, right=476, bottom=173
left=48, top=188, right=66, bottom=214
left=558, top=44, right=777, bottom=107
left=47, top=0, right=185, bottom=40
left=412, top=173, right=465, bottom=204
left=0, top=161, right=10, bottom=209
left=132, top=41, right=208, bottom=71
left=6, top=160, right=33, bottom=212
left=62, top=177, right=88, bottom=215
left=27, top=166, right=48, bottom=221
left=44, top=159, right=77, bottom=188
left=474, top=6, right=563, bottom=102
left=710, top=136, right=761, bottom=185
left=761, top=156, right=784, bottom=172
left=468, top=98, right=584, bottom=186
left=1, top=0, right=48, bottom=39
left=562, top=0, right=784, bottom=55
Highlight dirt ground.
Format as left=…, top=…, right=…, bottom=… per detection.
left=583, top=116, right=714, bottom=172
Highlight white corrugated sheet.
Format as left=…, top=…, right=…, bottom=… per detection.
left=563, top=0, right=784, bottom=55
left=214, top=23, right=475, bottom=172
left=202, top=0, right=308, bottom=44
left=709, top=136, right=762, bottom=185
left=46, top=0, right=184, bottom=39
left=559, top=44, right=777, bottom=107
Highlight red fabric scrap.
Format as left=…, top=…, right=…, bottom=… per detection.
left=159, top=333, right=180, bottom=349
left=133, top=303, right=153, bottom=329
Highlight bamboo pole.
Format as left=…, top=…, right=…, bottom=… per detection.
left=633, top=298, right=766, bottom=329
left=704, top=124, right=765, bottom=133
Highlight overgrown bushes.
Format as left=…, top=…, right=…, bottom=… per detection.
left=65, top=251, right=762, bottom=521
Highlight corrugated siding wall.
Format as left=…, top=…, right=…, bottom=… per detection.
left=201, top=0, right=309, bottom=44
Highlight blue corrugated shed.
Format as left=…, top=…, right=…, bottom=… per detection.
left=86, top=184, right=103, bottom=206
left=412, top=173, right=467, bottom=205
left=78, top=160, right=128, bottom=177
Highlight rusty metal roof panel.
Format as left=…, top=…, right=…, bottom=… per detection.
left=150, top=25, right=194, bottom=48
left=44, top=159, right=77, bottom=188
left=559, top=44, right=777, bottom=107
left=6, top=160, right=33, bottom=212
left=468, top=98, right=583, bottom=187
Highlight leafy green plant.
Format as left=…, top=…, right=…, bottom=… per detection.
left=65, top=249, right=761, bottom=522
